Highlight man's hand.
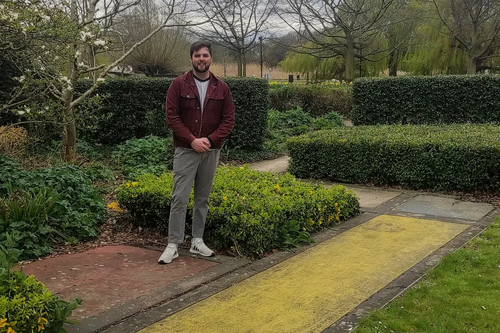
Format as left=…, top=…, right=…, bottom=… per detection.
left=191, top=138, right=211, bottom=153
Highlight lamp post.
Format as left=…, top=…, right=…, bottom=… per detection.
left=258, top=36, right=263, bottom=78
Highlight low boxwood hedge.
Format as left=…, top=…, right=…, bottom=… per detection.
left=352, top=75, right=500, bottom=125
left=287, top=124, right=500, bottom=191
left=116, top=166, right=360, bottom=257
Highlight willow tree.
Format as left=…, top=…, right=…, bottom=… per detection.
left=432, top=0, right=500, bottom=74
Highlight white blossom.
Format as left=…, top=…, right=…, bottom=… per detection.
left=75, top=50, right=81, bottom=58
left=25, top=107, right=31, bottom=113
left=18, top=110, right=25, bottom=115
left=80, top=31, right=94, bottom=41
left=94, top=39, right=106, bottom=46
left=96, top=78, right=105, bottom=83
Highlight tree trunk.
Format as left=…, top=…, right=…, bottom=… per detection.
left=242, top=52, right=247, bottom=77
left=237, top=50, right=243, bottom=77
left=467, top=55, right=477, bottom=74
left=62, top=119, right=76, bottom=162
left=388, top=49, right=399, bottom=76
left=345, top=35, right=355, bottom=82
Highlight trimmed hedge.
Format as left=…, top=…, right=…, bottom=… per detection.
left=352, top=75, right=500, bottom=125
left=287, top=124, right=500, bottom=191
left=269, top=84, right=352, bottom=118
left=116, top=166, right=360, bottom=257
left=77, top=77, right=269, bottom=150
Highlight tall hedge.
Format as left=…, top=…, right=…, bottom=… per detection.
left=76, top=77, right=268, bottom=150
left=287, top=124, right=500, bottom=192
left=351, top=75, right=500, bottom=125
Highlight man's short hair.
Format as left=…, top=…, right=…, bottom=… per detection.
left=190, top=41, right=212, bottom=58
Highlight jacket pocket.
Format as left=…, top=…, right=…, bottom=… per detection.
left=180, top=91, right=197, bottom=110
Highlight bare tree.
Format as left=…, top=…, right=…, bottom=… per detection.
left=113, top=0, right=191, bottom=76
left=432, top=0, right=500, bottom=74
left=277, top=0, right=395, bottom=81
left=192, top=0, right=277, bottom=77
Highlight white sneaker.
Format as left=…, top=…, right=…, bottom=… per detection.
left=158, top=244, right=179, bottom=264
left=190, top=238, right=214, bottom=257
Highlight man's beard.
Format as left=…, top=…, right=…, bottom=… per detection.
left=193, top=62, right=210, bottom=73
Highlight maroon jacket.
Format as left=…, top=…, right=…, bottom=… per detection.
left=166, top=70, right=235, bottom=149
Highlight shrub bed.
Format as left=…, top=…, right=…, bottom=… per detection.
left=352, top=75, right=500, bottom=125
left=287, top=124, right=500, bottom=191
left=269, top=84, right=352, bottom=118
left=77, top=77, right=269, bottom=150
left=117, top=166, right=360, bottom=257
left=0, top=243, right=82, bottom=333
left=0, top=156, right=106, bottom=259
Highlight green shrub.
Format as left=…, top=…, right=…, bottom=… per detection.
left=0, top=157, right=106, bottom=259
left=112, top=136, right=174, bottom=179
left=312, top=112, right=345, bottom=130
left=269, top=84, right=352, bottom=118
left=117, top=166, right=360, bottom=257
left=0, top=240, right=82, bottom=333
left=77, top=77, right=269, bottom=150
left=352, top=75, right=500, bottom=125
left=287, top=124, right=500, bottom=191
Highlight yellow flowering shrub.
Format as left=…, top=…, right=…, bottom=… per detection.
left=117, top=166, right=360, bottom=257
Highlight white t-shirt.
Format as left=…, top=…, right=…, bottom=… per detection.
left=194, top=75, right=210, bottom=115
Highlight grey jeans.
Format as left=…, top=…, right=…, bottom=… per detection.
left=168, top=147, right=220, bottom=244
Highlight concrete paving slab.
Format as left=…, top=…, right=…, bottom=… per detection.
left=21, top=246, right=218, bottom=320
left=138, top=215, right=467, bottom=333
left=325, top=184, right=402, bottom=208
left=248, top=155, right=289, bottom=173
left=393, top=195, right=494, bottom=221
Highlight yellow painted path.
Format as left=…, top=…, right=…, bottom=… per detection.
left=140, top=215, right=468, bottom=333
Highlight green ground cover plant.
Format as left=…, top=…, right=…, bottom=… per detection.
left=111, top=136, right=174, bottom=179
left=354, top=217, right=500, bottom=333
left=287, top=124, right=500, bottom=191
left=0, top=155, right=106, bottom=259
left=117, top=165, right=360, bottom=257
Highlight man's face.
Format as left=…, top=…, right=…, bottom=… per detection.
left=191, top=47, right=212, bottom=74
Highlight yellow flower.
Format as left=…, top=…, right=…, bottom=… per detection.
left=309, top=191, right=313, bottom=195
left=107, top=202, right=124, bottom=212
left=126, top=182, right=130, bottom=187
left=7, top=327, right=15, bottom=333
left=239, top=166, right=244, bottom=169
left=223, top=196, right=228, bottom=201
left=38, top=317, right=48, bottom=331
left=0, top=319, right=7, bottom=328
left=275, top=184, right=280, bottom=190
left=132, top=182, right=138, bottom=187
left=310, top=219, right=315, bottom=225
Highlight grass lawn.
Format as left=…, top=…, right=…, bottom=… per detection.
left=354, top=217, right=500, bottom=333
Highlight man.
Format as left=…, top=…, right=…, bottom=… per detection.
left=158, top=41, right=235, bottom=264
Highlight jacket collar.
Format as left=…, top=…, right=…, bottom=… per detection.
left=184, top=70, right=219, bottom=86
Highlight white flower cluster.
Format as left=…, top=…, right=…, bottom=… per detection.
left=13, top=76, right=26, bottom=83
left=80, top=30, right=94, bottom=41
left=94, top=39, right=106, bottom=46
left=96, top=77, right=105, bottom=83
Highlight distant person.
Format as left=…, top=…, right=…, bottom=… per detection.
left=159, top=41, right=235, bottom=264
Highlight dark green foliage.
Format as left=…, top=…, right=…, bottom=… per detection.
left=83, top=162, right=114, bottom=182
left=117, top=166, right=360, bottom=257
left=269, top=84, right=352, bottom=118
left=287, top=124, right=500, bottom=192
left=76, top=78, right=172, bottom=145
left=112, top=136, right=175, bottom=179
left=352, top=75, right=500, bottom=125
left=0, top=155, right=106, bottom=259
left=77, top=77, right=269, bottom=150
